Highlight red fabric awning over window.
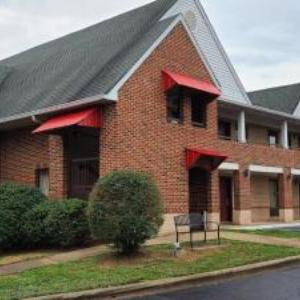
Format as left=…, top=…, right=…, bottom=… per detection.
left=33, top=107, right=102, bottom=134
left=162, top=70, right=221, bottom=98
left=186, top=148, right=227, bottom=171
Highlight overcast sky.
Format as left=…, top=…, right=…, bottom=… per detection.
left=0, top=0, right=299, bottom=91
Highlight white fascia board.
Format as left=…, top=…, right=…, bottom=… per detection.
left=219, top=162, right=239, bottom=171
left=291, top=168, right=300, bottom=176
left=293, top=100, right=300, bottom=117
left=218, top=98, right=300, bottom=124
left=107, top=15, right=220, bottom=100
left=249, top=165, right=284, bottom=175
left=0, top=94, right=114, bottom=125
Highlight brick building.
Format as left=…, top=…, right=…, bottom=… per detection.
left=1, top=0, right=300, bottom=233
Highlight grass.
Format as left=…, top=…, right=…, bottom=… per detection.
left=236, top=229, right=300, bottom=239
left=1, top=240, right=300, bottom=300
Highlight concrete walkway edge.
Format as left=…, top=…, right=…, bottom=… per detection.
left=26, top=254, right=300, bottom=300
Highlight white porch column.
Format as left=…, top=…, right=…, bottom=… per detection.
left=238, top=110, right=246, bottom=144
left=281, top=120, right=289, bottom=149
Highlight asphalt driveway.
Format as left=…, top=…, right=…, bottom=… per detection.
left=128, top=264, right=300, bottom=300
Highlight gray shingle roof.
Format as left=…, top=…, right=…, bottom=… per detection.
left=0, top=0, right=177, bottom=120
left=248, top=83, right=300, bottom=114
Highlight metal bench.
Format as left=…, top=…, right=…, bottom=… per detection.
left=174, top=213, right=220, bottom=248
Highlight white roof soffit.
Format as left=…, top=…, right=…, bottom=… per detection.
left=162, top=0, right=251, bottom=105
left=249, top=165, right=284, bottom=175
left=219, top=162, right=239, bottom=171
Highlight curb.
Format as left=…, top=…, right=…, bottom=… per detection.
left=26, top=255, right=300, bottom=300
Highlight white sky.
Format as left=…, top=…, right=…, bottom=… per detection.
left=0, top=0, right=299, bottom=91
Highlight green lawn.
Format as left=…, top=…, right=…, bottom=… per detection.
left=237, top=229, right=300, bottom=239
left=1, top=240, right=300, bottom=300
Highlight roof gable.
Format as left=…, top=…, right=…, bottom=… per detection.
left=162, top=0, right=250, bottom=105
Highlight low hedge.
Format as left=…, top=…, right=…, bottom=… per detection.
left=0, top=182, right=90, bottom=250
left=25, top=199, right=90, bottom=249
left=0, top=182, right=47, bottom=250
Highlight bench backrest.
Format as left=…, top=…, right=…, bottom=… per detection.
left=174, top=213, right=205, bottom=230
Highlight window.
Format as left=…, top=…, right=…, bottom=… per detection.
left=36, top=168, right=49, bottom=196
left=218, top=120, right=231, bottom=139
left=268, top=130, right=279, bottom=147
left=298, top=135, right=300, bottom=149
left=289, top=133, right=293, bottom=149
left=166, top=87, right=183, bottom=123
left=191, top=95, right=206, bottom=126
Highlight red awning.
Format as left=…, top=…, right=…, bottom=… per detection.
left=186, top=148, right=227, bottom=171
left=33, top=107, right=102, bottom=134
left=162, top=70, right=221, bottom=98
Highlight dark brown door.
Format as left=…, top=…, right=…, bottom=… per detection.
left=269, top=179, right=279, bottom=217
left=189, top=168, right=209, bottom=213
left=220, top=177, right=233, bottom=222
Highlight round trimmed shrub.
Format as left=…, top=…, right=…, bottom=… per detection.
left=0, top=182, right=47, bottom=250
left=88, top=170, right=163, bottom=255
left=24, top=199, right=90, bottom=248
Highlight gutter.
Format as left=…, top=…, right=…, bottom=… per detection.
left=0, top=93, right=116, bottom=125
left=218, top=98, right=300, bottom=124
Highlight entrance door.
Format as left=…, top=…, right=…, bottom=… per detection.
left=219, top=177, right=233, bottom=222
left=269, top=179, right=279, bottom=217
left=70, top=158, right=99, bottom=200
left=189, top=168, right=209, bottom=213
left=65, top=128, right=99, bottom=200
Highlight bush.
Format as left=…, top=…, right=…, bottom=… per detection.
left=24, top=199, right=90, bottom=249
left=0, top=182, right=47, bottom=250
left=88, top=170, right=163, bottom=255
left=23, top=200, right=56, bottom=248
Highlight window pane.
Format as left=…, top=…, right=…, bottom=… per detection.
left=36, top=169, right=49, bottom=196
left=167, top=88, right=183, bottom=122
left=218, top=120, right=231, bottom=138
left=268, top=130, right=278, bottom=146
left=191, top=95, right=206, bottom=125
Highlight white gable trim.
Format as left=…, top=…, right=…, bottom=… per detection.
left=193, top=0, right=251, bottom=105
left=107, top=15, right=219, bottom=101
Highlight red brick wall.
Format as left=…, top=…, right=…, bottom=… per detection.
left=0, top=128, right=49, bottom=186
left=100, top=24, right=219, bottom=213
left=100, top=23, right=300, bottom=216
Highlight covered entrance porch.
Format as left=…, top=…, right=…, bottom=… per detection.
left=33, top=106, right=102, bottom=200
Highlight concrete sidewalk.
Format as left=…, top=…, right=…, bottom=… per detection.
left=0, top=244, right=107, bottom=276
left=1, top=231, right=300, bottom=276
